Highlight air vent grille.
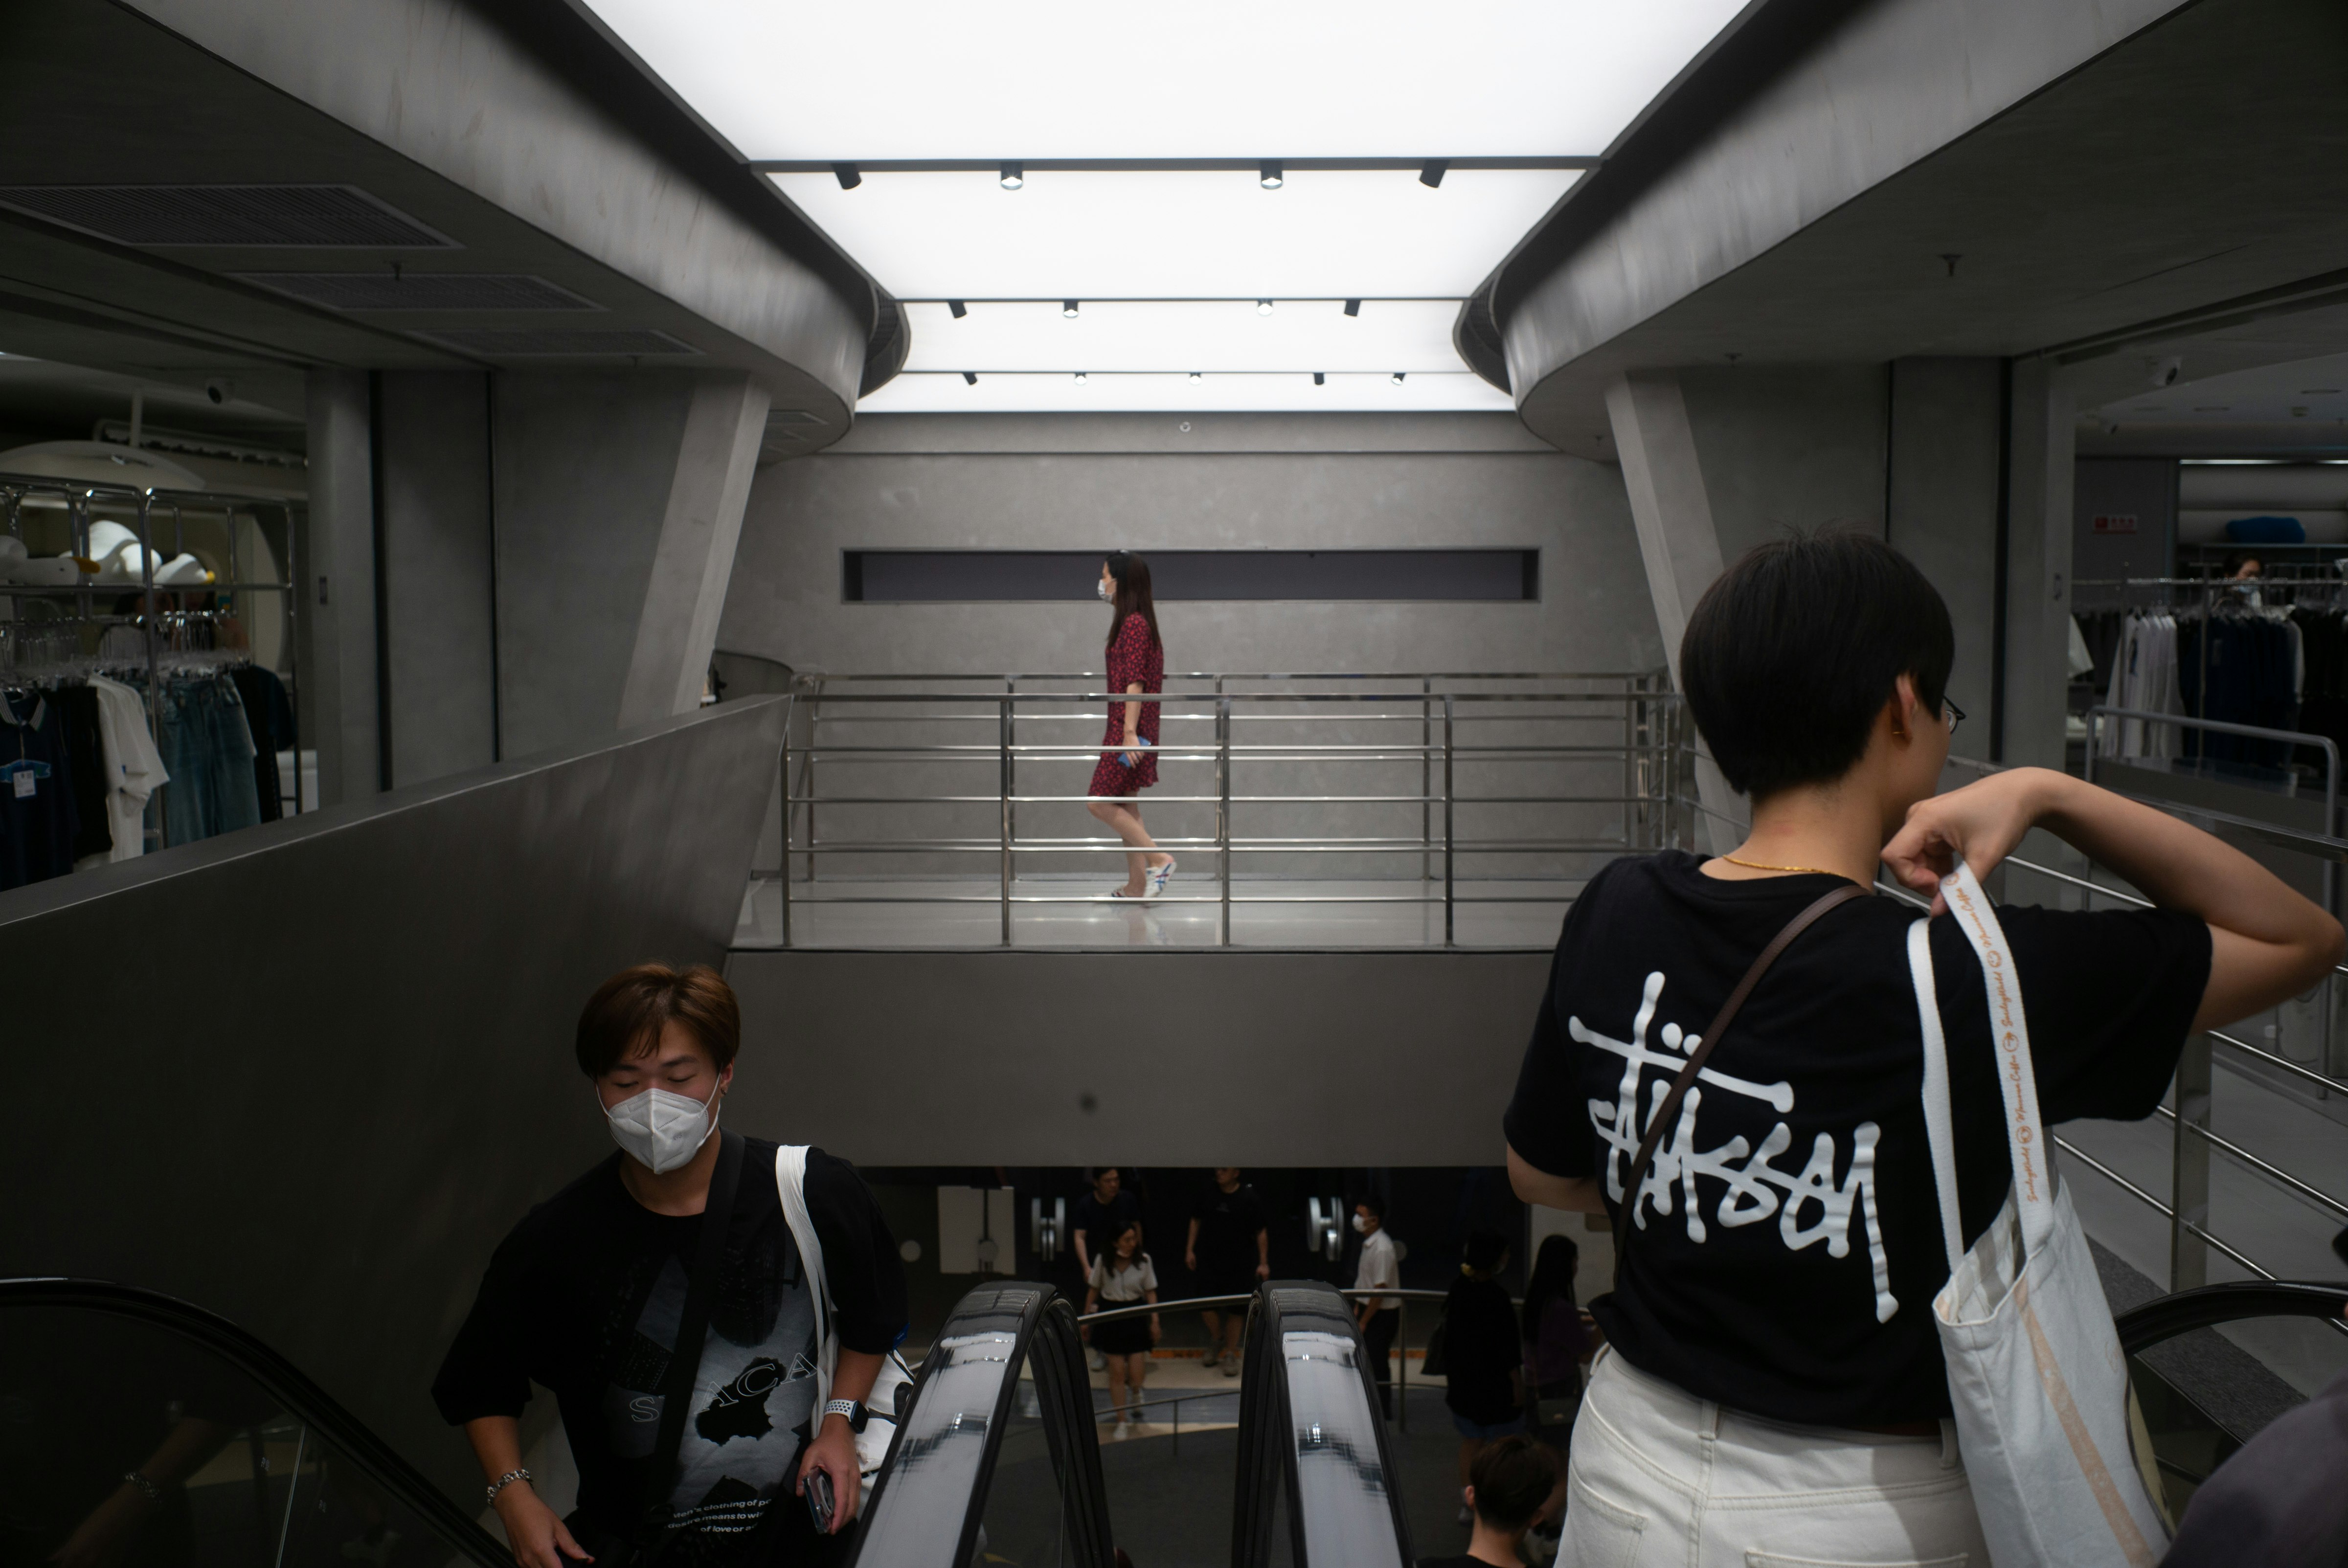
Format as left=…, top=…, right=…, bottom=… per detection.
left=423, top=328, right=698, bottom=357
left=0, top=184, right=453, bottom=247
left=236, top=273, right=595, bottom=312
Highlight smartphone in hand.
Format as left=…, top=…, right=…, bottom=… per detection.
left=804, top=1469, right=835, bottom=1535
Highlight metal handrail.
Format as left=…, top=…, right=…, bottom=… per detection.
left=771, top=670, right=1685, bottom=947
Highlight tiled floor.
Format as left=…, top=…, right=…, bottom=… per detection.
left=734, top=874, right=1579, bottom=949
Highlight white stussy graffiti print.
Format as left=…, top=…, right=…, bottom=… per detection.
left=1574, top=970, right=1899, bottom=1323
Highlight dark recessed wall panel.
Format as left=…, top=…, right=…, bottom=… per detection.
left=842, top=548, right=1538, bottom=603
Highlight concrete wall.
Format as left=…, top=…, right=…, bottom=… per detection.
left=379, top=371, right=497, bottom=784
left=1888, top=358, right=2005, bottom=737
left=718, top=412, right=1661, bottom=678
left=2074, top=458, right=2178, bottom=593
left=1677, top=365, right=1891, bottom=560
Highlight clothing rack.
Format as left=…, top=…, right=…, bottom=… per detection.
left=2075, top=576, right=2327, bottom=771
left=1, top=472, right=303, bottom=841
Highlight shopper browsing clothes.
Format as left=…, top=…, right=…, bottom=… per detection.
left=1085, top=551, right=1174, bottom=900
left=1504, top=532, right=2343, bottom=1567
left=434, top=963, right=908, bottom=1568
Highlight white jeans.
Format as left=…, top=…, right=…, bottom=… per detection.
left=1560, top=1347, right=1990, bottom=1568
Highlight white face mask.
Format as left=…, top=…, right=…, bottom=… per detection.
left=1352, top=1213, right=1369, bottom=1233
left=1097, top=578, right=1113, bottom=601
left=602, top=1083, right=721, bottom=1174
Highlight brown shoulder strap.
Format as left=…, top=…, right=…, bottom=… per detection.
left=1612, top=882, right=1870, bottom=1290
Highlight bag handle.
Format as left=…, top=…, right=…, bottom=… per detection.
left=1907, top=918, right=1967, bottom=1274
left=1614, top=882, right=1868, bottom=1289
left=638, top=1128, right=746, bottom=1548
left=1938, top=859, right=2057, bottom=1255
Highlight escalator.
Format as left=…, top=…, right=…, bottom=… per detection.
left=0, top=1278, right=508, bottom=1568
left=852, top=1279, right=1412, bottom=1568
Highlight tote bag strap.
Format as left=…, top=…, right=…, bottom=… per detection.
left=1906, top=918, right=1966, bottom=1274
left=774, top=1144, right=838, bottom=1411
left=1939, top=859, right=2059, bottom=1256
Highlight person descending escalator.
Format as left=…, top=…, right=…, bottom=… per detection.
left=1416, top=1435, right=1560, bottom=1568
left=432, top=963, right=908, bottom=1568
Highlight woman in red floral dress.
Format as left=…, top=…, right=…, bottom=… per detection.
left=1086, top=552, right=1174, bottom=898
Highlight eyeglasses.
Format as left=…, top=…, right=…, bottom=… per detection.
left=1942, top=698, right=1966, bottom=737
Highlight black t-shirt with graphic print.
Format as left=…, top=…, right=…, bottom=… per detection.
left=433, top=1140, right=907, bottom=1567
left=1502, top=851, right=2209, bottom=1428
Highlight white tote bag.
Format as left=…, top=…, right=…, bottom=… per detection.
left=774, top=1144, right=915, bottom=1477
left=1905, top=862, right=2169, bottom=1568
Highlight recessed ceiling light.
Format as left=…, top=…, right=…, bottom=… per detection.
left=1063, top=299, right=1080, bottom=318
left=1419, top=161, right=1447, bottom=189
left=948, top=299, right=968, bottom=318
left=1391, top=372, right=1406, bottom=385
left=1344, top=299, right=1361, bottom=317
left=962, top=371, right=977, bottom=384
left=1074, top=371, right=1087, bottom=384
left=1260, top=161, right=1283, bottom=190
left=1000, top=162, right=1024, bottom=190
left=1257, top=299, right=1274, bottom=315
left=833, top=163, right=861, bottom=190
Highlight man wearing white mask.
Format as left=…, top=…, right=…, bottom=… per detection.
left=434, top=964, right=905, bottom=1568
left=1352, top=1197, right=1401, bottom=1419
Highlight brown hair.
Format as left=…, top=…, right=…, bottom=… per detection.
left=1469, top=1435, right=1560, bottom=1532
left=575, top=963, right=741, bottom=1077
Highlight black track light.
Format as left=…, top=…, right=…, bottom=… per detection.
left=1313, top=373, right=1326, bottom=386
left=962, top=371, right=978, bottom=385
left=833, top=163, right=861, bottom=190
left=1344, top=299, right=1361, bottom=317
left=1063, top=300, right=1080, bottom=318
left=1390, top=372, right=1406, bottom=386
left=1074, top=372, right=1088, bottom=384
left=948, top=300, right=968, bottom=319
left=1260, top=161, right=1283, bottom=190
left=1189, top=372, right=1202, bottom=382
left=1419, top=160, right=1447, bottom=189
left=1000, top=162, right=1024, bottom=190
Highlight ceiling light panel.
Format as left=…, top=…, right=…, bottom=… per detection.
left=863, top=372, right=1514, bottom=414
left=901, top=300, right=1469, bottom=374
left=579, top=0, right=1749, bottom=159
left=768, top=168, right=1579, bottom=298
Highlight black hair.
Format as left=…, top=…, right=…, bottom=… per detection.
left=1468, top=1435, right=1559, bottom=1533
left=1463, top=1228, right=1509, bottom=1275
left=1104, top=551, right=1162, bottom=653
left=1356, top=1193, right=1384, bottom=1220
left=1521, top=1233, right=1580, bottom=1342
left=1680, top=531, right=1954, bottom=800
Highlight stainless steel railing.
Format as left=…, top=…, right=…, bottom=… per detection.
left=764, top=670, right=1689, bottom=946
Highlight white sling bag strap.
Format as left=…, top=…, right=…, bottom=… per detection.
left=1906, top=861, right=2169, bottom=1568
left=774, top=1145, right=914, bottom=1477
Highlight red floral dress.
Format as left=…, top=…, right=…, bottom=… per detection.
left=1088, top=612, right=1164, bottom=797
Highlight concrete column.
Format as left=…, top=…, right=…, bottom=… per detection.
left=616, top=374, right=771, bottom=728
left=1604, top=371, right=1740, bottom=845
left=302, top=368, right=380, bottom=806
left=1886, top=358, right=2003, bottom=744
left=2004, top=358, right=2079, bottom=770
left=376, top=371, right=498, bottom=787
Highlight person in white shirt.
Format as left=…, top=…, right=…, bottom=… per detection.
left=1352, top=1197, right=1401, bottom=1418
left=1083, top=1221, right=1160, bottom=1431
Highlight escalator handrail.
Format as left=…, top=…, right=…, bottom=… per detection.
left=854, top=1280, right=1113, bottom=1568
left=0, top=1277, right=511, bottom=1568
left=1233, top=1280, right=1414, bottom=1568
left=2114, top=1279, right=2348, bottom=1354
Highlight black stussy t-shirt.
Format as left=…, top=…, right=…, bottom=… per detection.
left=1503, top=851, right=2209, bottom=1427
left=432, top=1140, right=907, bottom=1566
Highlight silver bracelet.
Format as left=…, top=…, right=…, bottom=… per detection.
left=485, top=1469, right=532, bottom=1507
left=122, top=1472, right=165, bottom=1506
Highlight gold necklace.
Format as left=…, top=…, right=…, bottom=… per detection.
left=1719, top=853, right=1842, bottom=877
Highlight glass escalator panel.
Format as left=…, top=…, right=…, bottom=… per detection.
left=1234, top=1284, right=1410, bottom=1568
left=0, top=1284, right=505, bottom=1568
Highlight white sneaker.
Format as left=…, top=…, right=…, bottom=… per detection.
left=1088, top=1348, right=1105, bottom=1371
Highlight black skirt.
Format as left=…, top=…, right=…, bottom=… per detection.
left=1093, top=1311, right=1153, bottom=1356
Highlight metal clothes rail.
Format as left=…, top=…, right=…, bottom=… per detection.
left=768, top=670, right=1688, bottom=946
left=1, top=470, right=304, bottom=846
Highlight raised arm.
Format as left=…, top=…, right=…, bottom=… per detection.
left=1882, top=766, right=2345, bottom=1030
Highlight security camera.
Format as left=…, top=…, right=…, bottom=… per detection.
left=203, top=377, right=234, bottom=405
left=2149, top=357, right=2182, bottom=389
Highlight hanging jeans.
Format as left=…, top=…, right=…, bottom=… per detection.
left=150, top=676, right=262, bottom=848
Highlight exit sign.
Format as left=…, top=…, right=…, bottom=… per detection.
left=2092, top=514, right=2140, bottom=535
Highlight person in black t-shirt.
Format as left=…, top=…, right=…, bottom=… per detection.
left=1504, top=534, right=2343, bottom=1568
left=434, top=964, right=908, bottom=1568
left=1185, top=1167, right=1268, bottom=1373
left=1440, top=1230, right=1525, bottom=1525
